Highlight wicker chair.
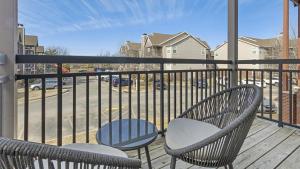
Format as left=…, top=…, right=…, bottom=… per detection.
left=164, top=85, right=262, bottom=169
left=0, top=137, right=141, bottom=169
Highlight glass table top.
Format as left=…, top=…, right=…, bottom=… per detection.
left=96, top=119, right=158, bottom=151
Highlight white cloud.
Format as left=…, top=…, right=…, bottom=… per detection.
left=19, top=0, right=193, bottom=35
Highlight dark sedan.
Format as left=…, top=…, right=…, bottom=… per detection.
left=112, top=78, right=132, bottom=87
left=155, top=80, right=167, bottom=90
left=193, top=80, right=208, bottom=88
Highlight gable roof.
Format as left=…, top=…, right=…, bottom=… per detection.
left=239, top=37, right=279, bottom=48
left=167, top=35, right=210, bottom=49
left=148, top=33, right=176, bottom=46
left=127, top=42, right=141, bottom=51
left=159, top=32, right=188, bottom=45
left=25, top=35, right=38, bottom=46
left=215, top=36, right=297, bottom=51
left=196, top=37, right=210, bottom=49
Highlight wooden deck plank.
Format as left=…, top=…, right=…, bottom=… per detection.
left=233, top=128, right=294, bottom=168
left=246, top=119, right=271, bottom=137
left=247, top=132, right=300, bottom=169
left=239, top=125, right=280, bottom=153
left=276, top=146, right=300, bottom=169
left=160, top=159, right=193, bottom=169
left=151, top=119, right=274, bottom=169
left=126, top=119, right=300, bottom=169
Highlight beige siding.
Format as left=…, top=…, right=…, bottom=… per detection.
left=163, top=37, right=207, bottom=70
left=214, top=41, right=260, bottom=69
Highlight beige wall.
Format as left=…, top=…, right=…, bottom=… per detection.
left=163, top=37, right=207, bottom=70
left=214, top=40, right=261, bottom=69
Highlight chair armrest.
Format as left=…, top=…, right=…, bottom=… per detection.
left=0, top=138, right=141, bottom=168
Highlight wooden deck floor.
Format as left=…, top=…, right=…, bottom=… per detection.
left=127, top=118, right=300, bottom=169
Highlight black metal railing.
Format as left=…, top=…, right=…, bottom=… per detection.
left=16, top=55, right=230, bottom=145
left=236, top=59, right=300, bottom=129
left=15, top=55, right=300, bottom=145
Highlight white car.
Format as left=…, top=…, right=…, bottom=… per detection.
left=241, top=79, right=267, bottom=88
left=264, top=77, right=279, bottom=86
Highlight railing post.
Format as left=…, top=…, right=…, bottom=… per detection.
left=160, top=63, right=165, bottom=136
left=278, top=64, right=283, bottom=127
left=57, top=63, right=63, bottom=145
left=0, top=0, right=17, bottom=138
left=213, top=64, right=217, bottom=94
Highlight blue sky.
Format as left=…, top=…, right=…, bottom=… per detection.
left=19, top=0, right=298, bottom=55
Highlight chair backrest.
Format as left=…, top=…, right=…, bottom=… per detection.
left=0, top=137, right=141, bottom=169
left=175, top=85, right=262, bottom=167
left=209, top=85, right=262, bottom=166
left=215, top=84, right=260, bottom=128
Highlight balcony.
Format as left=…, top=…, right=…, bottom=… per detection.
left=10, top=55, right=300, bottom=168
left=2, top=0, right=300, bottom=168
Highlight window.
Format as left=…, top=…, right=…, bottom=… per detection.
left=167, top=50, right=171, bottom=53
left=202, top=49, right=205, bottom=55
left=173, top=50, right=176, bottom=54
left=147, top=48, right=150, bottom=52
left=252, top=50, right=256, bottom=54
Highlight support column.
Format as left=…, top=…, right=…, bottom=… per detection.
left=0, top=0, right=17, bottom=137
left=228, top=0, right=238, bottom=87
left=298, top=5, right=300, bottom=87
left=283, top=0, right=289, bottom=91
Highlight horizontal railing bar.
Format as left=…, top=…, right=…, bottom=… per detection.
left=236, top=59, right=300, bottom=64
left=237, top=68, right=300, bottom=72
left=15, top=69, right=232, bottom=80
left=16, top=55, right=231, bottom=64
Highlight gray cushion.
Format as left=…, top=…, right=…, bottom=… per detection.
left=62, top=143, right=128, bottom=158
left=166, top=118, right=221, bottom=150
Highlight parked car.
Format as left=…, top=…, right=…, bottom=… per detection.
left=241, top=79, right=266, bottom=88
left=30, top=79, right=59, bottom=90
left=112, top=78, right=132, bottom=87
left=264, top=77, right=279, bottom=86
left=101, top=75, right=118, bottom=82
left=155, top=80, right=167, bottom=90
left=258, top=98, right=277, bottom=113
left=193, top=80, right=208, bottom=88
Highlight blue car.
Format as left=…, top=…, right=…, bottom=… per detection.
left=113, top=78, right=132, bottom=87
left=193, top=80, right=208, bottom=88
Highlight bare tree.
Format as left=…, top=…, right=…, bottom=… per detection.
left=45, top=46, right=69, bottom=56
left=43, top=46, right=70, bottom=73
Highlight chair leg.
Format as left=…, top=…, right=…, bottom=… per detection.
left=137, top=149, right=141, bottom=159
left=228, top=163, right=233, bottom=169
left=170, top=157, right=176, bottom=169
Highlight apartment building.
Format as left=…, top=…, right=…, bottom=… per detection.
left=121, top=32, right=210, bottom=71
left=18, top=25, right=44, bottom=55
left=17, top=24, right=45, bottom=74
left=120, top=41, right=141, bottom=57
left=214, top=36, right=296, bottom=69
